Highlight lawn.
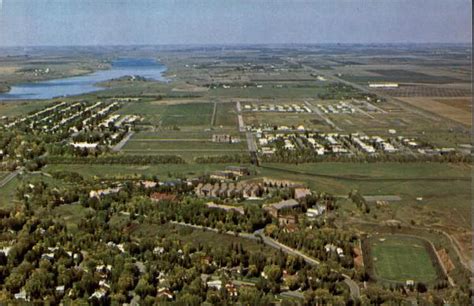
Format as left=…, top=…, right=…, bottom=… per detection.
left=369, top=235, right=440, bottom=284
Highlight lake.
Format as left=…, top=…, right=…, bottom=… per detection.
left=0, top=58, right=167, bottom=100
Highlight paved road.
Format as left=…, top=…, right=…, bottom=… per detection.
left=0, top=170, right=19, bottom=188
left=170, top=221, right=360, bottom=300
left=211, top=101, right=218, bottom=126
left=295, top=59, right=466, bottom=128
left=304, top=100, right=341, bottom=131
left=254, top=229, right=360, bottom=299
left=112, top=131, right=134, bottom=152
left=246, top=132, right=257, bottom=153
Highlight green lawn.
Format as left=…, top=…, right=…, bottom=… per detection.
left=369, top=235, right=439, bottom=284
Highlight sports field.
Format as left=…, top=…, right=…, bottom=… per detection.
left=369, top=235, right=439, bottom=284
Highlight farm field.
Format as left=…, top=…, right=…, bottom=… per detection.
left=258, top=162, right=471, bottom=240
left=121, top=130, right=247, bottom=161
left=368, top=235, right=440, bottom=284
left=397, top=97, right=471, bottom=126
left=243, top=111, right=331, bottom=131
left=0, top=100, right=53, bottom=117
left=116, top=101, right=214, bottom=127
left=214, top=102, right=238, bottom=127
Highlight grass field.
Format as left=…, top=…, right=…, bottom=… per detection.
left=0, top=100, right=54, bottom=117
left=368, top=235, right=440, bottom=284
left=116, top=101, right=214, bottom=126
left=44, top=163, right=253, bottom=179
left=397, top=97, right=471, bottom=126
left=215, top=102, right=238, bottom=127
left=159, top=102, right=214, bottom=126
left=259, top=162, right=471, bottom=242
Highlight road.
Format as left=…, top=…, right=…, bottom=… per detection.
left=294, top=59, right=465, bottom=127
left=254, top=229, right=360, bottom=299
left=169, top=221, right=360, bottom=300
left=211, top=101, right=218, bottom=126
left=304, top=100, right=341, bottom=131
left=112, top=131, right=134, bottom=152
left=246, top=132, right=257, bottom=153
left=0, top=170, right=19, bottom=188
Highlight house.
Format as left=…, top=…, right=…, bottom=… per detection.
left=212, top=134, right=232, bottom=143
left=89, top=187, right=121, bottom=199
left=226, top=183, right=236, bottom=197
left=265, top=199, right=300, bottom=218
left=196, top=183, right=213, bottom=197
left=210, top=171, right=235, bottom=181
left=206, top=203, right=245, bottom=215
left=89, top=289, right=107, bottom=300
left=278, top=214, right=298, bottom=226
left=225, top=283, right=238, bottom=297
left=70, top=142, right=98, bottom=150
left=294, top=187, right=311, bottom=199
left=306, top=206, right=326, bottom=218
left=225, top=166, right=250, bottom=176
left=157, top=287, right=174, bottom=300
left=207, top=280, right=222, bottom=290
left=368, top=82, right=399, bottom=88
left=56, top=286, right=65, bottom=294
left=14, top=289, right=29, bottom=301
left=138, top=180, right=158, bottom=189
left=150, top=192, right=177, bottom=203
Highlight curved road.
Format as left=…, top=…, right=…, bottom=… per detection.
left=170, top=221, right=360, bottom=299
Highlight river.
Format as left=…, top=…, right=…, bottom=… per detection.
left=0, top=58, right=167, bottom=100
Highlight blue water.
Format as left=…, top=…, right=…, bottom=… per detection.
left=0, top=58, right=167, bottom=100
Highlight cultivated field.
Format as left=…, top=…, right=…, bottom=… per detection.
left=397, top=97, right=471, bottom=126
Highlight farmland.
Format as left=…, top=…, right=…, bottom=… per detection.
left=0, top=44, right=471, bottom=305
left=396, top=97, right=471, bottom=126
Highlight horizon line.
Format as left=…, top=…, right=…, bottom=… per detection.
left=0, top=42, right=472, bottom=49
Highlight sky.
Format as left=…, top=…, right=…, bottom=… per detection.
left=0, top=0, right=471, bottom=46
